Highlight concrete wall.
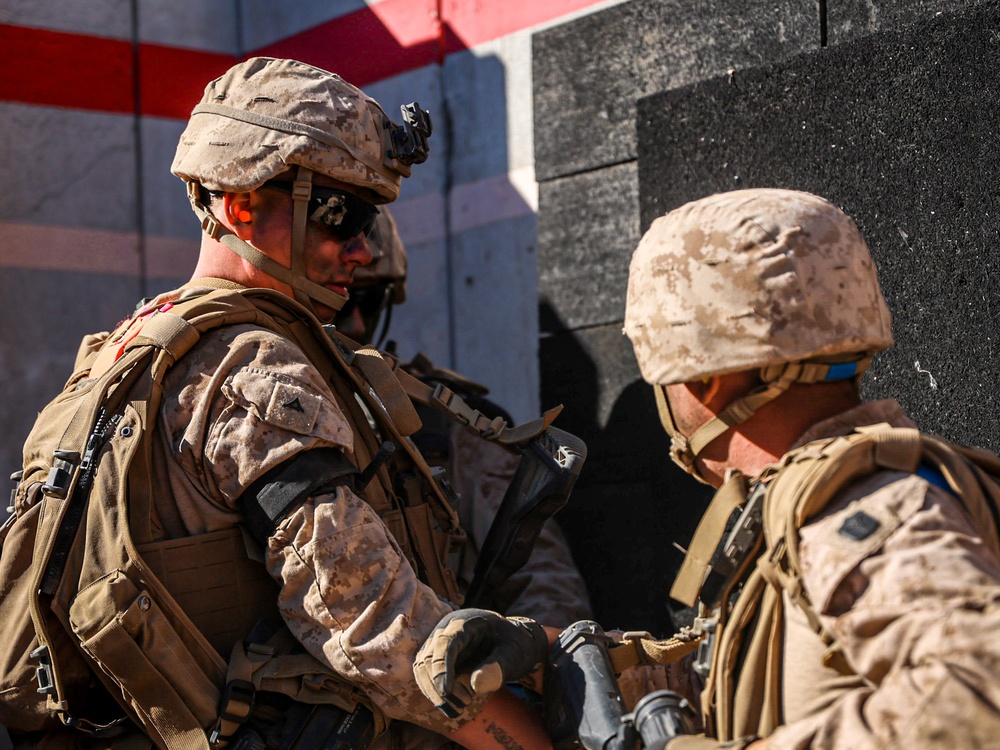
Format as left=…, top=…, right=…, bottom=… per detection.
left=534, top=0, right=995, bottom=635
left=0, top=0, right=626, bottom=494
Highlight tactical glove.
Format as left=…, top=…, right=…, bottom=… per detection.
left=413, top=608, right=548, bottom=718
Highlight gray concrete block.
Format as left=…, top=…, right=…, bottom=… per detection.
left=443, top=49, right=513, bottom=185
left=0, top=0, right=131, bottom=38
left=533, top=0, right=820, bottom=182
left=142, top=117, right=199, bottom=241
left=0, top=104, right=137, bottom=231
left=239, top=1, right=360, bottom=52
left=382, top=236, right=452, bottom=375
left=538, top=161, right=638, bottom=330
left=451, top=214, right=541, bottom=424
left=827, top=0, right=988, bottom=44
left=139, top=0, right=239, bottom=51
left=636, top=4, right=1000, bottom=451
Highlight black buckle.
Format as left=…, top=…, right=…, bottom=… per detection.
left=41, top=451, right=80, bottom=499
left=209, top=679, right=256, bottom=746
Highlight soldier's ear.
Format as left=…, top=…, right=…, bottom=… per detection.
left=223, top=192, right=254, bottom=238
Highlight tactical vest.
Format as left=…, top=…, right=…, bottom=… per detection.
left=0, top=283, right=553, bottom=748
left=672, top=423, right=1000, bottom=742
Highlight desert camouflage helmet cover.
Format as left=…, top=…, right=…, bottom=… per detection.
left=171, top=56, right=409, bottom=204
left=353, top=207, right=408, bottom=304
left=624, top=188, right=894, bottom=386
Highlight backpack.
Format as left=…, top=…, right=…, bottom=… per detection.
left=694, top=423, right=1000, bottom=740
left=0, top=284, right=569, bottom=747
left=0, top=290, right=268, bottom=744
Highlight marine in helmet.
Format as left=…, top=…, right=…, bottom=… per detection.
left=412, top=189, right=1000, bottom=748
left=335, top=208, right=593, bottom=627
left=7, top=58, right=549, bottom=750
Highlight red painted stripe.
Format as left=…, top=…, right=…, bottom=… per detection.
left=138, top=44, right=237, bottom=120
left=441, top=0, right=616, bottom=53
left=254, top=0, right=441, bottom=88
left=0, top=24, right=134, bottom=113
left=0, top=0, right=612, bottom=117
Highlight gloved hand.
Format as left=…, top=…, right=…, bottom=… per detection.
left=413, top=608, right=548, bottom=718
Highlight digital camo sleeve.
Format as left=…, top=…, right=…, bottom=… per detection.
left=769, top=472, right=1000, bottom=749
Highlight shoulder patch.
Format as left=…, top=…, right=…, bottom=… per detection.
left=225, top=367, right=322, bottom=435
left=266, top=381, right=321, bottom=433
left=838, top=510, right=881, bottom=541
left=799, top=472, right=929, bottom=615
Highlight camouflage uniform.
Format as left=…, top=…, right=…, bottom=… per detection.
left=97, top=58, right=467, bottom=747
left=620, top=189, right=1000, bottom=747
left=765, top=398, right=1000, bottom=747
left=339, top=209, right=593, bottom=627
left=142, top=289, right=462, bottom=740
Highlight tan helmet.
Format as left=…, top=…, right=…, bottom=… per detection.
left=353, top=207, right=408, bottom=303
left=171, top=57, right=431, bottom=314
left=623, top=188, right=893, bottom=478
left=334, top=207, right=408, bottom=345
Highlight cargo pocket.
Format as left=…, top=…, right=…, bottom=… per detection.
left=69, top=569, right=220, bottom=748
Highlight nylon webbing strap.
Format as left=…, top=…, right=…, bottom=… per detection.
left=130, top=312, right=201, bottom=363
left=328, top=329, right=557, bottom=449
left=289, top=167, right=312, bottom=311
left=607, top=632, right=703, bottom=674
left=387, top=359, right=560, bottom=449
left=688, top=374, right=796, bottom=456
left=353, top=347, right=423, bottom=437
left=670, top=472, right=748, bottom=607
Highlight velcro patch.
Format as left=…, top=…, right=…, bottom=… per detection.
left=265, top=381, right=321, bottom=434
left=838, top=510, right=881, bottom=541
left=799, top=473, right=928, bottom=615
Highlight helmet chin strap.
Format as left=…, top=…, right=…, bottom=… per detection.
left=184, top=170, right=349, bottom=314
left=653, top=356, right=874, bottom=484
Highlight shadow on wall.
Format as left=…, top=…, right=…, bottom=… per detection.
left=539, top=300, right=713, bottom=637
left=636, top=4, right=1000, bottom=453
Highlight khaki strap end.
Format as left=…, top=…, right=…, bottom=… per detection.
left=608, top=631, right=704, bottom=674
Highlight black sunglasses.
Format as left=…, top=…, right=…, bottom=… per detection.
left=264, top=182, right=379, bottom=240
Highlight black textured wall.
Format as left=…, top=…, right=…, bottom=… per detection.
left=533, top=0, right=995, bottom=637
left=638, top=4, right=1000, bottom=451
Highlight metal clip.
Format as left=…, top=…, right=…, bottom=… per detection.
left=30, top=645, right=56, bottom=695
left=429, top=466, right=460, bottom=508
left=209, top=679, right=257, bottom=746
left=41, top=450, right=81, bottom=499
left=692, top=616, right=717, bottom=679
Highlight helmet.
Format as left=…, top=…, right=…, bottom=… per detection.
left=171, top=57, right=431, bottom=314
left=353, top=207, right=408, bottom=302
left=334, top=207, right=408, bottom=345
left=623, top=188, right=893, bottom=478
